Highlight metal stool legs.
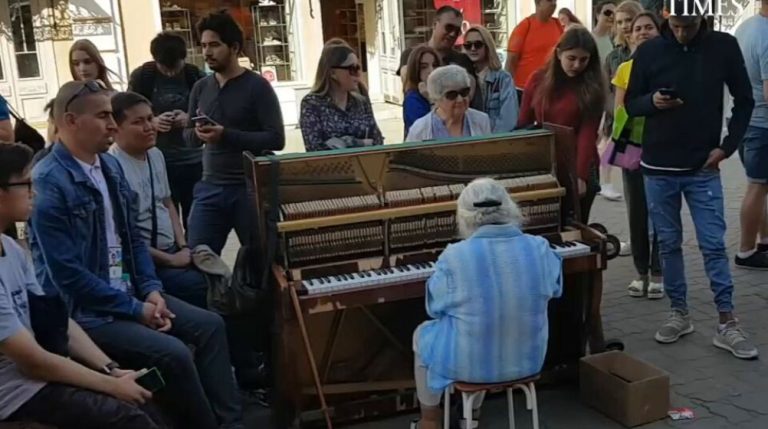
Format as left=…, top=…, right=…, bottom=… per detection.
left=445, top=381, right=539, bottom=429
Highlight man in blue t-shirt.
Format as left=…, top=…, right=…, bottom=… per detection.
left=734, top=2, right=768, bottom=270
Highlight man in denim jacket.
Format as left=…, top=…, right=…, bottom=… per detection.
left=28, top=81, right=244, bottom=429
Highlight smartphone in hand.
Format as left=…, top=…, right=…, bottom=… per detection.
left=191, top=114, right=219, bottom=127
left=658, top=88, right=680, bottom=99
left=136, top=367, right=165, bottom=393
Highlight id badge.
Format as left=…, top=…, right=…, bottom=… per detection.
left=108, top=246, right=123, bottom=281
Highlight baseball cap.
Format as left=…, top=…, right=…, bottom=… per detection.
left=53, top=80, right=109, bottom=121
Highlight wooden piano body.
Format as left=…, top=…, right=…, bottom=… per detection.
left=245, top=129, right=611, bottom=428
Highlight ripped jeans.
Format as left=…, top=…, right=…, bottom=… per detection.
left=644, top=170, right=734, bottom=313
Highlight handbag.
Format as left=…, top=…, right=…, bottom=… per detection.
left=602, top=105, right=643, bottom=171
left=7, top=102, right=45, bottom=153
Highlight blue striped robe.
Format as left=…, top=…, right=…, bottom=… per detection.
left=417, top=224, right=563, bottom=393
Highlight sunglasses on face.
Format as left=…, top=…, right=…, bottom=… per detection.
left=332, top=64, right=362, bottom=76
left=64, top=79, right=108, bottom=112
left=444, top=87, right=471, bottom=101
left=463, top=41, right=485, bottom=50
left=602, top=9, right=614, bottom=16
left=444, top=23, right=461, bottom=35
left=1, top=181, right=32, bottom=193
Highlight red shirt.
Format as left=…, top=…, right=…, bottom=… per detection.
left=518, top=70, right=601, bottom=182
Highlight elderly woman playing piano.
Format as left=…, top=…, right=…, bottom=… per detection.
left=411, top=178, right=563, bottom=429
left=405, top=65, right=491, bottom=142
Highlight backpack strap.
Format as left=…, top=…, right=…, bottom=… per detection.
left=183, top=63, right=203, bottom=90
left=135, top=61, right=158, bottom=100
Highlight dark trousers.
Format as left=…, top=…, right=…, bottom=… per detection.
left=7, top=384, right=164, bottom=429
left=516, top=88, right=524, bottom=108
left=623, top=169, right=662, bottom=277
left=188, top=181, right=254, bottom=255
left=156, top=263, right=265, bottom=389
left=166, top=161, right=202, bottom=230
left=85, top=295, right=243, bottom=429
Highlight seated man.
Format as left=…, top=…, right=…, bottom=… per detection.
left=28, top=81, right=244, bottom=429
left=108, top=92, right=206, bottom=308
left=412, top=178, right=563, bottom=429
left=0, top=142, right=161, bottom=429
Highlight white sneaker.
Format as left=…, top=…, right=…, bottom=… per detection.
left=627, top=279, right=646, bottom=297
left=599, top=184, right=623, bottom=201
left=647, top=281, right=664, bottom=299
left=619, top=241, right=631, bottom=256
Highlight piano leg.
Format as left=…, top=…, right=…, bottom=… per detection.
left=587, top=270, right=606, bottom=354
left=289, top=286, right=334, bottom=429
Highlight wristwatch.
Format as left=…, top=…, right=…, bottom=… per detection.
left=101, top=361, right=120, bottom=375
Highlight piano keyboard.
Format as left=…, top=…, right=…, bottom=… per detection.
left=299, top=241, right=593, bottom=296
left=550, top=241, right=592, bottom=259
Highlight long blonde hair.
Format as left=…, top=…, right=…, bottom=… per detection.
left=69, top=39, right=114, bottom=90
left=613, top=1, right=644, bottom=47
left=310, top=44, right=356, bottom=96
left=465, top=25, right=502, bottom=71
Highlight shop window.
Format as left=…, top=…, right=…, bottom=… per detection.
left=482, top=0, right=509, bottom=49
left=402, top=0, right=435, bottom=50
left=160, top=6, right=204, bottom=68
left=10, top=0, right=40, bottom=79
left=251, top=0, right=296, bottom=83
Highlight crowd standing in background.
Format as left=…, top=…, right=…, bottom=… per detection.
left=1, top=0, right=768, bottom=427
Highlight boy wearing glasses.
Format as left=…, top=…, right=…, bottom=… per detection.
left=0, top=143, right=164, bottom=428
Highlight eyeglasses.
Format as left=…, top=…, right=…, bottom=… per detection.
left=602, top=9, right=614, bottom=16
left=444, top=87, right=471, bottom=100
left=1, top=180, right=32, bottom=193
left=444, top=23, right=461, bottom=35
left=63, top=80, right=108, bottom=113
left=462, top=41, right=485, bottom=50
left=332, top=64, right=362, bottom=76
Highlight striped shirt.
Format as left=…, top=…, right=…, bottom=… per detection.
left=417, top=224, right=563, bottom=393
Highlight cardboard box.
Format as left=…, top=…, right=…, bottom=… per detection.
left=579, top=351, right=670, bottom=427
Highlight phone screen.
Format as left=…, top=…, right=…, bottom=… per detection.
left=136, top=367, right=165, bottom=393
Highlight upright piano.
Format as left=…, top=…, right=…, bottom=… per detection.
left=245, top=129, right=613, bottom=428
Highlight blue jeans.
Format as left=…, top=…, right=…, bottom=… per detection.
left=739, top=125, right=768, bottom=184
left=86, top=294, right=243, bottom=429
left=156, top=258, right=263, bottom=389
left=644, top=170, right=734, bottom=313
left=156, top=264, right=208, bottom=309
left=188, top=181, right=254, bottom=255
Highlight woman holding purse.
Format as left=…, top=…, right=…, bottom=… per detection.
left=611, top=12, right=663, bottom=299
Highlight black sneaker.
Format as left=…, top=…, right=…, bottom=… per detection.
left=758, top=243, right=768, bottom=253
left=735, top=251, right=768, bottom=270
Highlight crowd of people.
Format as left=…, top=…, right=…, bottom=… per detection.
left=0, top=0, right=767, bottom=428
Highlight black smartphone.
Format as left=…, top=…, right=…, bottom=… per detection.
left=191, top=114, right=219, bottom=127
left=136, top=367, right=165, bottom=393
left=659, top=88, right=680, bottom=99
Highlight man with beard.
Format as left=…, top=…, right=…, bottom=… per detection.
left=397, top=6, right=482, bottom=110
left=185, top=10, right=284, bottom=255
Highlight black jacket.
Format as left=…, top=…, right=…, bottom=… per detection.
left=625, top=19, right=754, bottom=174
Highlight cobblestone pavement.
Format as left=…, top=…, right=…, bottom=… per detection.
left=239, top=109, right=767, bottom=428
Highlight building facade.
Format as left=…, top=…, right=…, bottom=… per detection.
left=0, top=0, right=756, bottom=127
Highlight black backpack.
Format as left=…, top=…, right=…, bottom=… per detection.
left=130, top=61, right=203, bottom=101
